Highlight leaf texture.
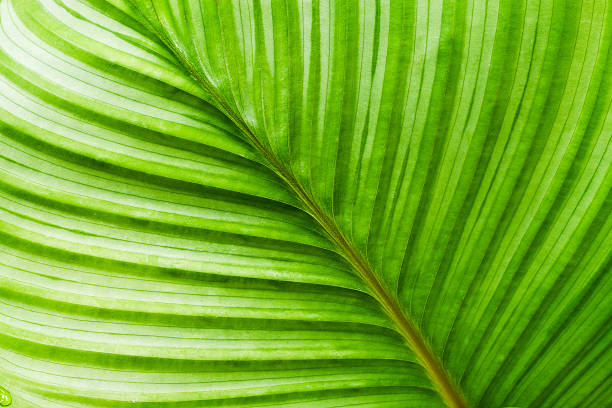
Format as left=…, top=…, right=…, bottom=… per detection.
left=0, top=0, right=611, bottom=407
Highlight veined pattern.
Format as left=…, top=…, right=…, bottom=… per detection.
left=0, top=0, right=610, bottom=407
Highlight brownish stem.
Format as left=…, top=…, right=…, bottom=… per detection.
left=153, top=29, right=468, bottom=408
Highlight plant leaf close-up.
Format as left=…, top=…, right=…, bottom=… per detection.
left=0, top=0, right=610, bottom=407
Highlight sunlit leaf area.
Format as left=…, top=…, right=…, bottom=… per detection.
left=0, top=0, right=610, bottom=407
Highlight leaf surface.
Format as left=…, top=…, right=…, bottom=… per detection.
left=0, top=0, right=610, bottom=407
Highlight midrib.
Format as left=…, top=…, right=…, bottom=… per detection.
left=152, top=27, right=468, bottom=408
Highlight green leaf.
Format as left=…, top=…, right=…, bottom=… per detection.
left=0, top=0, right=610, bottom=407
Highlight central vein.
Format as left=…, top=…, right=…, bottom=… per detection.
left=149, top=23, right=468, bottom=408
